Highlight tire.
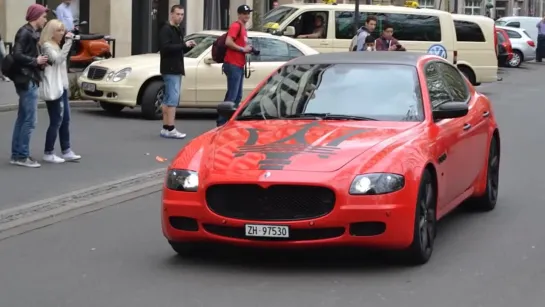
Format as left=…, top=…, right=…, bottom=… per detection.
left=140, top=80, right=164, bottom=120
left=99, top=101, right=125, bottom=114
left=458, top=66, right=477, bottom=86
left=169, top=241, right=205, bottom=258
left=402, top=169, right=437, bottom=265
left=508, top=50, right=523, bottom=68
left=467, top=136, right=500, bottom=212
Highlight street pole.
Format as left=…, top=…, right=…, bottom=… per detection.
left=354, top=0, right=360, bottom=34
left=540, top=0, right=543, bottom=17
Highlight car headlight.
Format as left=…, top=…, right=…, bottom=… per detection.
left=108, top=67, right=132, bottom=82
left=166, top=169, right=199, bottom=192
left=82, top=65, right=91, bottom=78
left=349, top=173, right=405, bottom=195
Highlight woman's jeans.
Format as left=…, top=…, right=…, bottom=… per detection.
left=44, top=89, right=71, bottom=155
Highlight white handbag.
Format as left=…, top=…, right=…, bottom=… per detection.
left=39, top=64, right=63, bottom=101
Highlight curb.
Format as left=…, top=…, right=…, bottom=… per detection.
left=0, top=168, right=165, bottom=240
left=0, top=100, right=98, bottom=113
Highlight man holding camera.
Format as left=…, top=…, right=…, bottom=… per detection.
left=216, top=4, right=253, bottom=127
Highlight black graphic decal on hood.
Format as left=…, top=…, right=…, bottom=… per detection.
left=232, top=121, right=369, bottom=170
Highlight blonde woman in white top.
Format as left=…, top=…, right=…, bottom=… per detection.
left=39, top=19, right=81, bottom=163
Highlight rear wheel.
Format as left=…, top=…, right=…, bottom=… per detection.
left=458, top=66, right=477, bottom=85
left=508, top=50, right=523, bottom=68
left=140, top=81, right=164, bottom=120
left=402, top=169, right=436, bottom=265
left=467, top=136, right=500, bottom=212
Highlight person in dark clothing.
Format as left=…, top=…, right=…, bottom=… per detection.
left=375, top=23, right=406, bottom=52
left=536, top=15, right=545, bottom=62
left=158, top=4, right=195, bottom=139
left=10, top=4, right=49, bottom=168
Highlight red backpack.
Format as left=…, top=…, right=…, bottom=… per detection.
left=211, top=22, right=242, bottom=63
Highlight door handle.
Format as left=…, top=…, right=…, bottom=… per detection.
left=463, top=123, right=472, bottom=131
left=482, top=111, right=490, bottom=117
left=319, top=42, right=330, bottom=46
left=249, top=68, right=256, bottom=72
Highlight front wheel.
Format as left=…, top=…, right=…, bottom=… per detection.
left=402, top=169, right=436, bottom=265
left=169, top=241, right=207, bottom=258
left=140, top=80, right=164, bottom=120
left=99, top=101, right=125, bottom=114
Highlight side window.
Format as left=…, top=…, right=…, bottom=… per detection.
left=288, top=11, right=329, bottom=39
left=425, top=62, right=452, bottom=109
left=505, top=30, right=522, bottom=38
left=436, top=62, right=470, bottom=102
left=454, top=20, right=485, bottom=42
left=506, top=21, right=520, bottom=28
left=334, top=11, right=441, bottom=41
left=254, top=38, right=303, bottom=62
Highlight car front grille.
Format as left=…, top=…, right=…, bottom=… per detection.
left=87, top=66, right=108, bottom=80
left=205, top=184, right=336, bottom=221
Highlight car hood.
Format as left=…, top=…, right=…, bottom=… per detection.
left=90, top=54, right=199, bottom=71
left=210, top=120, right=419, bottom=172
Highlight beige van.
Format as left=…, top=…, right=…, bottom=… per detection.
left=261, top=3, right=458, bottom=64
left=452, top=14, right=498, bottom=85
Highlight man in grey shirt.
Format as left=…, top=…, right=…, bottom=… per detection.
left=354, top=15, right=377, bottom=51
left=536, top=15, right=545, bottom=62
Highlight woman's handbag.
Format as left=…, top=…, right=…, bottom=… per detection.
left=39, top=63, right=63, bottom=101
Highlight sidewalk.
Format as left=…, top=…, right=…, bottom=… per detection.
left=0, top=107, right=215, bottom=210
left=0, top=75, right=97, bottom=112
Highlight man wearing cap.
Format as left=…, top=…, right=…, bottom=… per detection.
left=216, top=4, right=253, bottom=127
left=9, top=4, right=49, bottom=168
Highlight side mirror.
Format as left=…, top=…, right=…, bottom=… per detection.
left=203, top=57, right=216, bottom=65
left=432, top=102, right=468, bottom=120
left=80, top=21, right=88, bottom=25
left=283, top=26, right=296, bottom=36
left=217, top=101, right=237, bottom=119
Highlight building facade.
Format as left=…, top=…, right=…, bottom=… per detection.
left=0, top=0, right=539, bottom=58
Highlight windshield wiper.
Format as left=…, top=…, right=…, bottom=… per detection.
left=236, top=114, right=281, bottom=121
left=284, top=113, right=378, bottom=121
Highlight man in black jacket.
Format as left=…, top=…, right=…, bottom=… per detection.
left=10, top=4, right=49, bottom=168
left=158, top=4, right=195, bottom=139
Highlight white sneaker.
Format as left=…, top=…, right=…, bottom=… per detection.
left=43, top=154, right=66, bottom=164
left=13, top=157, right=41, bottom=168
left=160, top=128, right=186, bottom=139
left=62, top=150, right=81, bottom=161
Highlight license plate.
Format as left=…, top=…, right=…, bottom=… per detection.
left=245, top=224, right=289, bottom=238
left=81, top=82, right=96, bottom=91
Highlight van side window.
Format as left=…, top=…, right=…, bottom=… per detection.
left=506, top=22, right=520, bottom=28
left=288, top=11, right=329, bottom=39
left=454, top=20, right=485, bottom=42
left=334, top=11, right=441, bottom=41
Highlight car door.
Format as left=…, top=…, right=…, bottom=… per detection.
left=437, top=62, right=489, bottom=191
left=425, top=61, right=470, bottom=209
left=284, top=10, right=332, bottom=52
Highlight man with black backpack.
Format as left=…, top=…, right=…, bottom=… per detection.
left=215, top=4, right=253, bottom=127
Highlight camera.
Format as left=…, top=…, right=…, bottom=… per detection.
left=251, top=48, right=260, bottom=56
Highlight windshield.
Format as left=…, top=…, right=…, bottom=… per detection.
left=261, top=7, right=297, bottom=29
left=495, top=20, right=507, bottom=26
left=185, top=35, right=218, bottom=58
left=237, top=63, right=423, bottom=122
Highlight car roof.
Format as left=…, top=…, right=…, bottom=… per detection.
left=281, top=3, right=451, bottom=15
left=497, top=16, right=540, bottom=20
left=287, top=52, right=436, bottom=67
left=496, top=25, right=524, bottom=32
left=451, top=13, right=493, bottom=22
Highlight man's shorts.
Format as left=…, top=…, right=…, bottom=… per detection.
left=162, top=74, right=182, bottom=107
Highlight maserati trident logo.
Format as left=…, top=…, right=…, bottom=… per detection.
left=263, top=172, right=271, bottom=178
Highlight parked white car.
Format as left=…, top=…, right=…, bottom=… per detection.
left=495, top=16, right=541, bottom=42
left=496, top=25, right=536, bottom=68
left=78, top=31, right=319, bottom=120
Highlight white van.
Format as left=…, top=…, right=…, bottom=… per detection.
left=260, top=3, right=458, bottom=64
left=496, top=16, right=541, bottom=42
left=452, top=14, right=498, bottom=85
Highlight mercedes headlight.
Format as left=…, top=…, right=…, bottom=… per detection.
left=107, top=67, right=132, bottom=82
left=166, top=169, right=199, bottom=192
left=82, top=65, right=91, bottom=78
left=349, top=173, right=405, bottom=195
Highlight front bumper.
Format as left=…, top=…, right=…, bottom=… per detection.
left=78, top=77, right=139, bottom=106
left=162, top=176, right=418, bottom=250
